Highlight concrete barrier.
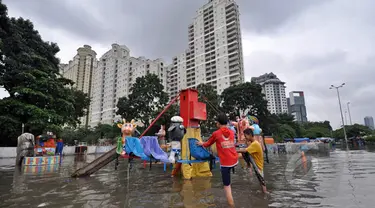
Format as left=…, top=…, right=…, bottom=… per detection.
left=0, top=147, right=16, bottom=158
left=0, top=146, right=116, bottom=158
left=266, top=143, right=330, bottom=154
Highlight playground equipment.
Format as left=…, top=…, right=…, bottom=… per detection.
left=171, top=89, right=213, bottom=179
left=16, top=132, right=61, bottom=172
left=71, top=88, right=213, bottom=178
left=168, top=116, right=186, bottom=163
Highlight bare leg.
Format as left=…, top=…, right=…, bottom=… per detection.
left=224, top=185, right=235, bottom=207
left=260, top=182, right=269, bottom=194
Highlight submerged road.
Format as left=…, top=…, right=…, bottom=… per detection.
left=1, top=146, right=375, bottom=208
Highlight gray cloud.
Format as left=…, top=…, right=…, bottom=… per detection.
left=4, top=0, right=327, bottom=59
left=3, top=0, right=375, bottom=128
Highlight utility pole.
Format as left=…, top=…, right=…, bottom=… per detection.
left=344, top=110, right=348, bottom=125
left=347, top=102, right=353, bottom=125
left=329, top=83, right=348, bottom=148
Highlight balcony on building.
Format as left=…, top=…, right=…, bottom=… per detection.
left=228, top=43, right=239, bottom=54
left=228, top=52, right=238, bottom=62
left=225, top=3, right=235, bottom=11
left=229, top=60, right=240, bottom=69
left=205, top=43, right=216, bottom=53
left=226, top=14, right=237, bottom=24
left=229, top=66, right=240, bottom=75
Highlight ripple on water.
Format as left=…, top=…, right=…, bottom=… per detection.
left=1, top=149, right=375, bottom=207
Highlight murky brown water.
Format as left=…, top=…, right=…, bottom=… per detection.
left=1, top=147, right=375, bottom=208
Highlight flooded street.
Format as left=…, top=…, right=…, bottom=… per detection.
left=1, top=147, right=375, bottom=208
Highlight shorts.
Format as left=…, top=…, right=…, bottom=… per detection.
left=221, top=166, right=236, bottom=186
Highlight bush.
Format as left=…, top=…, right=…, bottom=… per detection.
left=364, top=135, right=375, bottom=142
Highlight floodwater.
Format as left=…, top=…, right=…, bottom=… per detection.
left=1, top=146, right=375, bottom=208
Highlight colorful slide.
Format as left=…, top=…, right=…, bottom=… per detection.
left=140, top=136, right=169, bottom=163
left=124, top=137, right=149, bottom=160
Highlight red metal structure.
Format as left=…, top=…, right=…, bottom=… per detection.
left=71, top=88, right=209, bottom=177
left=179, top=89, right=207, bottom=127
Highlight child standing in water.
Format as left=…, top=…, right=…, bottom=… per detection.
left=197, top=113, right=238, bottom=207
left=238, top=128, right=269, bottom=194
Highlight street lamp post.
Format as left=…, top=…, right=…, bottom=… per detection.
left=344, top=110, right=348, bottom=125
left=329, top=83, right=348, bottom=147
left=347, top=102, right=353, bottom=125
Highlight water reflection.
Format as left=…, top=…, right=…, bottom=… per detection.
left=0, top=148, right=375, bottom=207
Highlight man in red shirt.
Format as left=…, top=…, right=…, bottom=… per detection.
left=197, top=113, right=238, bottom=207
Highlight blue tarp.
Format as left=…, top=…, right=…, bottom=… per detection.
left=294, top=138, right=310, bottom=143
left=188, top=138, right=214, bottom=160
left=140, top=136, right=169, bottom=163
left=124, top=137, right=148, bottom=160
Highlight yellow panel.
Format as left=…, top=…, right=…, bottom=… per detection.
left=180, top=127, right=212, bottom=179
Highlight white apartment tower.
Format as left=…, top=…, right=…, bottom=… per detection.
left=251, top=73, right=288, bottom=114
left=168, top=0, right=245, bottom=99
left=61, top=45, right=98, bottom=126
left=90, top=44, right=167, bottom=126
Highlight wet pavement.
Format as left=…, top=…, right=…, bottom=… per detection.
left=1, top=146, right=375, bottom=208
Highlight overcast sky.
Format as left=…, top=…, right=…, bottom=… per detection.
left=1, top=0, right=374, bottom=129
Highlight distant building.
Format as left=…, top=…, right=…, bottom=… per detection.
left=364, top=116, right=374, bottom=130
left=287, top=91, right=308, bottom=123
left=168, top=0, right=245, bottom=99
left=61, top=45, right=98, bottom=127
left=251, top=73, right=288, bottom=114
left=89, top=43, right=167, bottom=127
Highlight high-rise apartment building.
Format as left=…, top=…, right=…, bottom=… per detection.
left=61, top=45, right=98, bottom=126
left=364, top=116, right=374, bottom=130
left=287, top=91, right=308, bottom=123
left=168, top=0, right=244, bottom=99
left=251, top=73, right=288, bottom=114
left=90, top=44, right=167, bottom=127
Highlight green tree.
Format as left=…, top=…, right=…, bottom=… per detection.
left=273, top=124, right=296, bottom=142
left=197, top=83, right=219, bottom=135
left=116, top=73, right=169, bottom=127
left=94, top=123, right=120, bottom=140
left=221, top=82, right=270, bottom=132
left=156, top=104, right=179, bottom=130
left=333, top=124, right=372, bottom=139
left=304, top=127, right=330, bottom=138
left=0, top=1, right=90, bottom=146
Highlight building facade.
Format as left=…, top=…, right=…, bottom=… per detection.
left=251, top=73, right=288, bottom=114
left=61, top=45, right=98, bottom=126
left=364, top=116, right=374, bottom=130
left=90, top=43, right=167, bottom=127
left=168, top=0, right=245, bottom=99
left=287, top=91, right=308, bottom=122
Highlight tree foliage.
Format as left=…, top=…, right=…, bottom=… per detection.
left=221, top=82, right=269, bottom=117
left=0, top=1, right=90, bottom=146
left=59, top=123, right=120, bottom=145
left=116, top=73, right=169, bottom=127
left=197, top=83, right=219, bottom=135
left=333, top=124, right=372, bottom=139
left=221, top=82, right=270, bottom=133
